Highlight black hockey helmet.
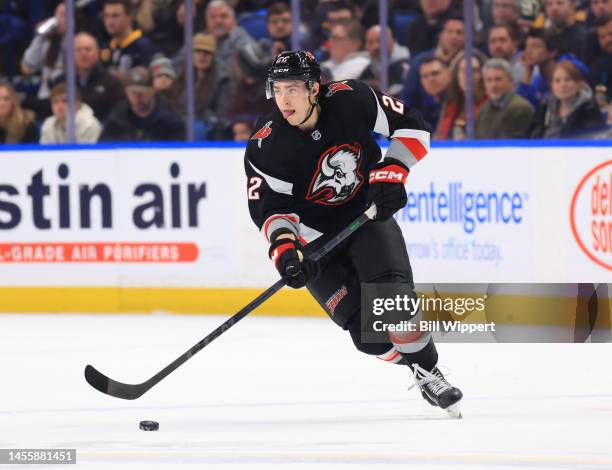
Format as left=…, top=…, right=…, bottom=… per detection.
left=265, top=50, right=321, bottom=99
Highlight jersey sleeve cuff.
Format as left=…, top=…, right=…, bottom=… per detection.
left=385, top=129, right=430, bottom=169
left=262, top=213, right=300, bottom=242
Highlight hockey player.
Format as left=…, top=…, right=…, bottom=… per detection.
left=244, top=51, right=463, bottom=414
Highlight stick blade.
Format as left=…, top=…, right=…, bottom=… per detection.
left=84, top=364, right=147, bottom=400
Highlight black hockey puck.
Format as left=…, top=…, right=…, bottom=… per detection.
left=139, top=420, right=159, bottom=431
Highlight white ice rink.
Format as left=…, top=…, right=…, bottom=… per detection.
left=1, top=313, right=611, bottom=469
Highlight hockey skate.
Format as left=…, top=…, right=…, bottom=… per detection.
left=410, top=363, right=463, bottom=418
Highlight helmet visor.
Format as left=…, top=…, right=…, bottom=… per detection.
left=266, top=79, right=313, bottom=100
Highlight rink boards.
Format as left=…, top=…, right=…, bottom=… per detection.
left=0, top=142, right=611, bottom=313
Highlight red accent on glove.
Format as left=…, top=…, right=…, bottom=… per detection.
left=269, top=240, right=296, bottom=267
left=368, top=164, right=409, bottom=184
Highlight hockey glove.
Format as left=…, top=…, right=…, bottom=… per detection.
left=366, top=160, right=409, bottom=221
left=268, top=237, right=319, bottom=289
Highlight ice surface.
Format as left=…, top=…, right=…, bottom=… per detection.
left=0, top=313, right=611, bottom=469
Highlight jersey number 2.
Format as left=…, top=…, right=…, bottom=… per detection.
left=381, top=95, right=404, bottom=115
left=248, top=177, right=262, bottom=200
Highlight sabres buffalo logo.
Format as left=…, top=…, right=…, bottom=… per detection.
left=306, top=143, right=364, bottom=205
left=325, top=81, right=353, bottom=97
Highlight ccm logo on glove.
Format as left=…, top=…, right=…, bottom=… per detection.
left=369, top=164, right=409, bottom=184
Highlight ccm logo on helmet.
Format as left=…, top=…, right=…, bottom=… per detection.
left=369, top=165, right=409, bottom=184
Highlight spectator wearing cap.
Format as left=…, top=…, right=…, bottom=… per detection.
left=74, top=32, right=125, bottom=123
left=21, top=2, right=67, bottom=100
left=170, top=34, right=232, bottom=139
left=100, top=0, right=158, bottom=79
left=589, top=15, right=612, bottom=105
left=204, top=0, right=256, bottom=74
left=359, top=25, right=410, bottom=97
left=0, top=80, right=38, bottom=144
left=40, top=82, right=102, bottom=144
left=149, top=55, right=176, bottom=114
left=475, top=59, right=534, bottom=138
left=531, top=60, right=604, bottom=137
left=101, top=66, right=185, bottom=141
left=150, top=56, right=176, bottom=106
left=322, top=19, right=370, bottom=82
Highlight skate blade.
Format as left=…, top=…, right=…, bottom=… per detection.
left=446, top=403, right=462, bottom=419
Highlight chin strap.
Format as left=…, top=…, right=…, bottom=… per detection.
left=297, top=89, right=318, bottom=125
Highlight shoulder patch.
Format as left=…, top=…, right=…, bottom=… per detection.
left=251, top=120, right=273, bottom=148
left=325, top=81, right=353, bottom=98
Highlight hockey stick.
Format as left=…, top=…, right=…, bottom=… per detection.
left=84, top=205, right=377, bottom=400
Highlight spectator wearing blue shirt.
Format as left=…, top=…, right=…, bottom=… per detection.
left=517, top=28, right=557, bottom=109
left=416, top=55, right=451, bottom=127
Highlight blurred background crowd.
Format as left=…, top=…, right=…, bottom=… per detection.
left=0, top=0, right=611, bottom=144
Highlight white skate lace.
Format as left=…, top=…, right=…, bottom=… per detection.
left=407, top=363, right=452, bottom=396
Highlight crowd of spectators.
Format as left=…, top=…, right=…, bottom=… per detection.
left=0, top=0, right=611, bottom=145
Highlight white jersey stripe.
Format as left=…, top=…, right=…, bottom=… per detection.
left=370, top=89, right=390, bottom=136
left=248, top=161, right=293, bottom=196
left=299, top=222, right=324, bottom=244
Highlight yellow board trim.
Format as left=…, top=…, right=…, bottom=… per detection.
left=1, top=288, right=609, bottom=331
left=0, top=287, right=325, bottom=316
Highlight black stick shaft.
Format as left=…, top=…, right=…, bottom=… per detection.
left=85, top=206, right=377, bottom=399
